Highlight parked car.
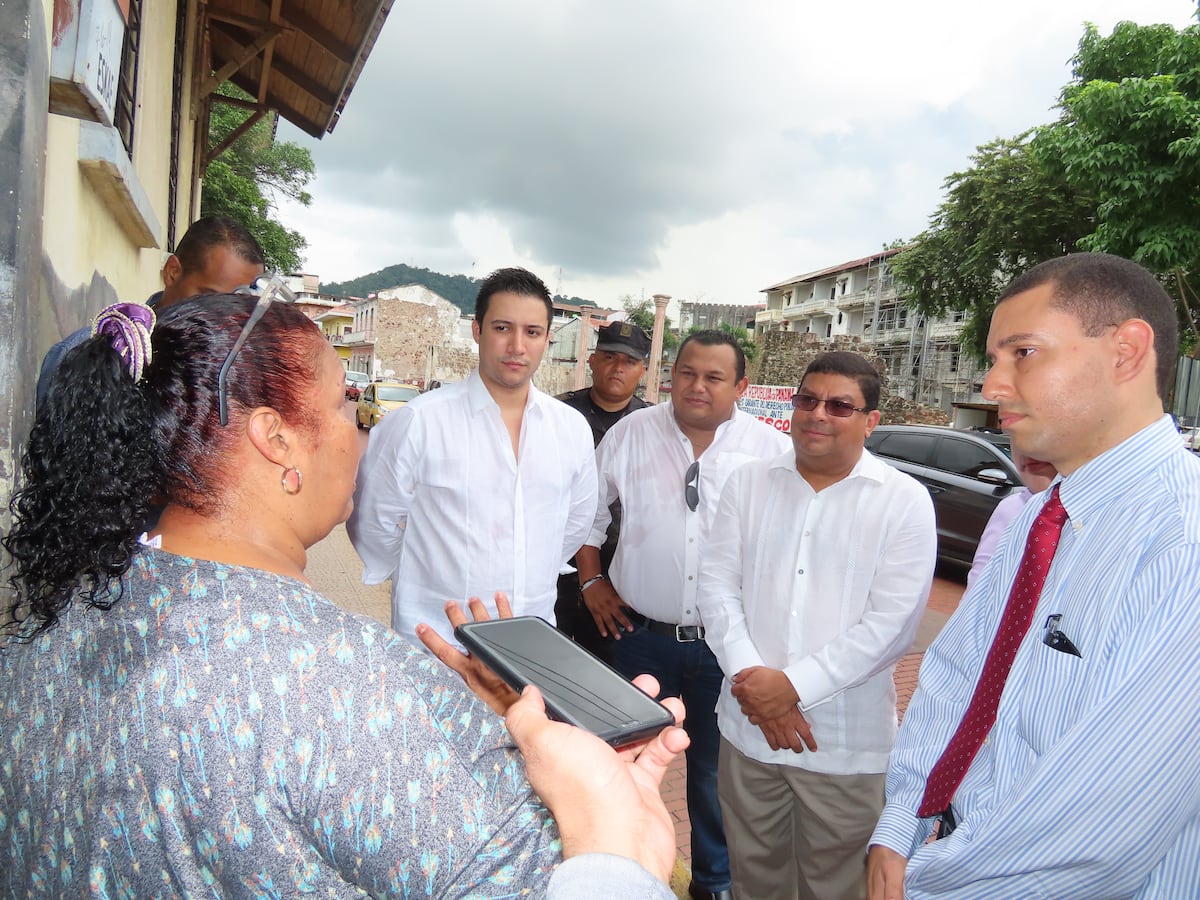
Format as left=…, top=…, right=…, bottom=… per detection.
left=345, top=370, right=370, bottom=401
left=865, top=424, right=1021, bottom=566
left=356, top=382, right=421, bottom=429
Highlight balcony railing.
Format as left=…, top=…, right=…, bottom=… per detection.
left=836, top=289, right=868, bottom=310
left=796, top=298, right=835, bottom=316
left=341, top=330, right=376, bottom=345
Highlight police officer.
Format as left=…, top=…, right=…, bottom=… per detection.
left=556, top=321, right=651, bottom=660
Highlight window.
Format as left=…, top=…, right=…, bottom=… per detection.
left=935, top=438, right=1004, bottom=479
left=114, top=0, right=143, bottom=154
left=869, top=432, right=930, bottom=465
left=897, top=308, right=908, bottom=328
left=378, top=385, right=421, bottom=403
left=166, top=0, right=185, bottom=246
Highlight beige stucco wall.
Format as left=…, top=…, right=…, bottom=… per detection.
left=40, top=0, right=200, bottom=351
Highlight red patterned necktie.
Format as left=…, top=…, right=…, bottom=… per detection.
left=917, top=484, right=1069, bottom=818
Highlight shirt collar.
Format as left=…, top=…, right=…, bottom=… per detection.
left=1058, top=414, right=1181, bottom=523
left=771, top=445, right=887, bottom=483
left=667, top=403, right=742, bottom=448
left=466, top=367, right=545, bottom=418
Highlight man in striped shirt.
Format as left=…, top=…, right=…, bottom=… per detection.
left=869, top=253, right=1200, bottom=898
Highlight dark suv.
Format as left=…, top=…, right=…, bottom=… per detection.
left=865, top=425, right=1020, bottom=566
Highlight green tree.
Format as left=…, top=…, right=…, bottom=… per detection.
left=892, top=18, right=1200, bottom=359
left=201, top=84, right=314, bottom=273
left=622, top=296, right=680, bottom=352
left=889, top=133, right=1095, bottom=359
left=1035, top=20, right=1200, bottom=349
left=684, top=322, right=760, bottom=364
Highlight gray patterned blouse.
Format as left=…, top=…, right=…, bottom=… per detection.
left=0, top=549, right=560, bottom=897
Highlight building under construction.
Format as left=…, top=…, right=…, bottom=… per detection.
left=757, top=249, right=986, bottom=414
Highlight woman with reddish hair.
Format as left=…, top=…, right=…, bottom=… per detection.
left=1, top=293, right=686, bottom=897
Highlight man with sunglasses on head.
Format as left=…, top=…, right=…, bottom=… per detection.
left=36, top=215, right=265, bottom=406
left=575, top=329, right=789, bottom=900
left=697, top=351, right=936, bottom=900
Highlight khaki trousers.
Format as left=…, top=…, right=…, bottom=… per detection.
left=718, top=737, right=885, bottom=900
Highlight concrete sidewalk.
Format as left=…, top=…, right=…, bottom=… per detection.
left=307, top=522, right=391, bottom=626
left=307, top=526, right=965, bottom=897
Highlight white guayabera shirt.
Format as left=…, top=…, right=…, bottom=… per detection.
left=697, top=449, right=937, bottom=774
left=349, top=368, right=598, bottom=644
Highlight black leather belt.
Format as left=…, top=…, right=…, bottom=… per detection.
left=627, top=610, right=705, bottom=642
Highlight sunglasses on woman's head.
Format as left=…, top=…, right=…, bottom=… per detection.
left=217, top=275, right=297, bottom=426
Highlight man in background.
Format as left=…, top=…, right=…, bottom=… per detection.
left=555, top=320, right=650, bottom=661
left=699, top=351, right=936, bottom=900
left=37, top=215, right=265, bottom=405
left=349, top=267, right=597, bottom=644
left=869, top=253, right=1200, bottom=898
left=576, top=330, right=790, bottom=900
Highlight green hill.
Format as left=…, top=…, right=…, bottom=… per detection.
left=321, top=263, right=599, bottom=314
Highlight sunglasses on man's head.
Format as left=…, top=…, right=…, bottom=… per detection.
left=217, top=274, right=297, bottom=426
left=790, top=393, right=869, bottom=418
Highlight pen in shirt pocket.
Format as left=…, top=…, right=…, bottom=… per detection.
left=1042, top=613, right=1082, bottom=657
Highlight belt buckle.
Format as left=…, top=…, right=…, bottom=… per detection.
left=675, top=624, right=703, bottom=642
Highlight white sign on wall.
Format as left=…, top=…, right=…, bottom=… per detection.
left=50, top=0, right=126, bottom=126
left=738, top=385, right=796, bottom=434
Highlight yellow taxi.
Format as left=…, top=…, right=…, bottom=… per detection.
left=356, top=382, right=421, bottom=429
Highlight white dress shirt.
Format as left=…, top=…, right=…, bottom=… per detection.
left=348, top=369, right=598, bottom=642
left=697, top=449, right=937, bottom=775
left=590, top=402, right=790, bottom=625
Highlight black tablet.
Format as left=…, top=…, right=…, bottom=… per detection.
left=455, top=616, right=675, bottom=748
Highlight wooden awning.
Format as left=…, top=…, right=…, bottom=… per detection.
left=203, top=0, right=393, bottom=139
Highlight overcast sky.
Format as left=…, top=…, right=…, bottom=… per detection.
left=276, top=0, right=1196, bottom=311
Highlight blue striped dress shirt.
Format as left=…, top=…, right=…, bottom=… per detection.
left=871, top=415, right=1200, bottom=898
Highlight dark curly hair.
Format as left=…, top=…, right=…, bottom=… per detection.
left=4, top=294, right=324, bottom=638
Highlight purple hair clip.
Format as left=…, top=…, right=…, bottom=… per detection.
left=91, top=302, right=156, bottom=383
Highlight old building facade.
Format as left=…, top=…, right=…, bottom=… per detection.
left=757, top=249, right=985, bottom=414
left=1, top=0, right=391, bottom=544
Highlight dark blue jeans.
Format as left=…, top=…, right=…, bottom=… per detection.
left=613, top=625, right=730, bottom=892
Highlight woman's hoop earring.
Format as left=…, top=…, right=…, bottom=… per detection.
left=281, top=466, right=303, bottom=495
